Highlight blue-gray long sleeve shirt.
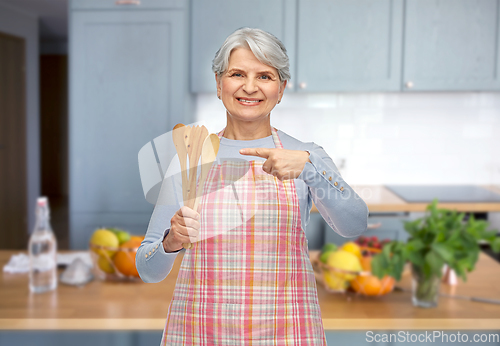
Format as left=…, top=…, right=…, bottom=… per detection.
left=136, top=129, right=369, bottom=283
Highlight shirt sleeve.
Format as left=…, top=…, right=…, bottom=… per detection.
left=297, top=143, right=369, bottom=238
left=136, top=158, right=183, bottom=284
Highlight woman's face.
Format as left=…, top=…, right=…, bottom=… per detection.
left=216, top=47, right=286, bottom=123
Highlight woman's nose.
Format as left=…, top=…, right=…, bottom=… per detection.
left=242, top=78, right=258, bottom=94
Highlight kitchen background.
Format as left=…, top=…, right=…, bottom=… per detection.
left=2, top=0, right=500, bottom=345
left=1, top=0, right=500, bottom=251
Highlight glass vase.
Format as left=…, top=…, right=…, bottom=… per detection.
left=411, top=263, right=440, bottom=308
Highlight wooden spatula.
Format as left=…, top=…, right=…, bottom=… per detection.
left=172, top=123, right=195, bottom=250
left=174, top=125, right=209, bottom=249
left=192, top=133, right=220, bottom=213
left=184, top=125, right=208, bottom=208
left=172, top=124, right=188, bottom=203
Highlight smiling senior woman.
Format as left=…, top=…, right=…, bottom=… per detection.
left=137, top=28, right=369, bottom=345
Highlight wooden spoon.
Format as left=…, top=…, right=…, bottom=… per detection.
left=185, top=125, right=208, bottom=208
left=182, top=126, right=193, bottom=205
left=172, top=123, right=194, bottom=250
left=172, top=124, right=188, bottom=203
left=181, top=125, right=208, bottom=250
left=192, top=133, right=220, bottom=213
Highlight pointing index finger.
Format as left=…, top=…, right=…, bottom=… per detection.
left=239, top=148, right=271, bottom=158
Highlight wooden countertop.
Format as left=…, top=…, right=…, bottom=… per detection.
left=311, top=185, right=500, bottom=213
left=1, top=250, right=499, bottom=330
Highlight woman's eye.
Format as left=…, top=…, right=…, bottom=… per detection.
left=232, top=73, right=242, bottom=77
left=260, top=75, right=269, bottom=80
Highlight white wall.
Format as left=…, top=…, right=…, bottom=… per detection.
left=0, top=2, right=39, bottom=235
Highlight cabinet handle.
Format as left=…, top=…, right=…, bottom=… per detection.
left=299, top=82, right=307, bottom=89
left=115, top=0, right=141, bottom=5
left=405, top=81, right=414, bottom=89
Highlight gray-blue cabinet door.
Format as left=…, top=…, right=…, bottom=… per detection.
left=296, top=0, right=403, bottom=92
left=190, top=0, right=296, bottom=93
left=70, top=0, right=185, bottom=10
left=70, top=10, right=187, bottom=214
left=403, top=0, right=500, bottom=91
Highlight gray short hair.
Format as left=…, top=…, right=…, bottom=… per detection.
left=212, top=27, right=291, bottom=82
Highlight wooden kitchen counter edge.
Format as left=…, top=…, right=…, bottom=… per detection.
left=310, top=184, right=500, bottom=213
left=1, top=319, right=499, bottom=331
left=2, top=249, right=500, bottom=331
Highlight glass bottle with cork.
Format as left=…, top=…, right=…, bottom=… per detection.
left=28, top=196, right=58, bottom=293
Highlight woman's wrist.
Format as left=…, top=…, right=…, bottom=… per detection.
left=305, top=150, right=311, bottom=163
left=162, top=229, right=180, bottom=253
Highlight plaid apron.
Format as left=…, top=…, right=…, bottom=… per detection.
left=161, top=127, right=326, bottom=345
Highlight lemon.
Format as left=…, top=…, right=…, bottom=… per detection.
left=327, top=250, right=362, bottom=281
left=340, top=241, right=362, bottom=261
left=320, top=251, right=334, bottom=264
left=97, top=255, right=115, bottom=274
left=90, top=229, right=119, bottom=257
left=323, top=271, right=349, bottom=291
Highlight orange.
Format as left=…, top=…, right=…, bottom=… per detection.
left=350, top=275, right=382, bottom=295
left=380, top=276, right=396, bottom=295
left=350, top=256, right=395, bottom=296
left=112, top=236, right=144, bottom=277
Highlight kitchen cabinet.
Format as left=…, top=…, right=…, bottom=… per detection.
left=70, top=0, right=184, bottom=10
left=69, top=1, right=192, bottom=249
left=403, top=0, right=500, bottom=91
left=190, top=0, right=402, bottom=93
left=190, top=0, right=500, bottom=92
left=296, top=0, right=403, bottom=92
left=190, top=0, right=296, bottom=93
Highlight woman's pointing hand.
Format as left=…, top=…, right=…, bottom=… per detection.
left=239, top=148, right=311, bottom=181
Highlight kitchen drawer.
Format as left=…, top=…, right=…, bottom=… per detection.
left=70, top=0, right=185, bottom=10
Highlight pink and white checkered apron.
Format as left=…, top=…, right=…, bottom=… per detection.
left=161, top=126, right=327, bottom=345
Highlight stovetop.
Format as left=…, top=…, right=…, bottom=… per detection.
left=384, top=185, right=500, bottom=203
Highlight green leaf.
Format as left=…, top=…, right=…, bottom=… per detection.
left=431, top=243, right=455, bottom=264
left=491, top=237, right=500, bottom=253
left=407, top=250, right=425, bottom=267
left=371, top=254, right=384, bottom=279
left=403, top=219, right=422, bottom=237
left=407, top=238, right=425, bottom=252
left=482, top=230, right=499, bottom=242
left=382, top=241, right=392, bottom=260
left=392, top=254, right=405, bottom=281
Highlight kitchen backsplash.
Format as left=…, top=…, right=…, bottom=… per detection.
left=195, top=92, right=500, bottom=185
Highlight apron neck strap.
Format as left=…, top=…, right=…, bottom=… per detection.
left=217, top=126, right=283, bottom=149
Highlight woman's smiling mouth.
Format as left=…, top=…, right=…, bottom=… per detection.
left=237, top=97, right=263, bottom=105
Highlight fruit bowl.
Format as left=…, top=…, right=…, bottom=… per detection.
left=311, top=254, right=364, bottom=293
left=88, top=228, right=144, bottom=282
left=89, top=243, right=143, bottom=282
left=312, top=246, right=396, bottom=296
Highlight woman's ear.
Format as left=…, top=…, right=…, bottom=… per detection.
left=215, top=73, right=221, bottom=98
left=279, top=80, right=287, bottom=97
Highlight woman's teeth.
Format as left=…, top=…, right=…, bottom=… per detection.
left=238, top=99, right=260, bottom=103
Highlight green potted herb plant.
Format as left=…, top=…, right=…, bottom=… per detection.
left=371, top=198, right=500, bottom=308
